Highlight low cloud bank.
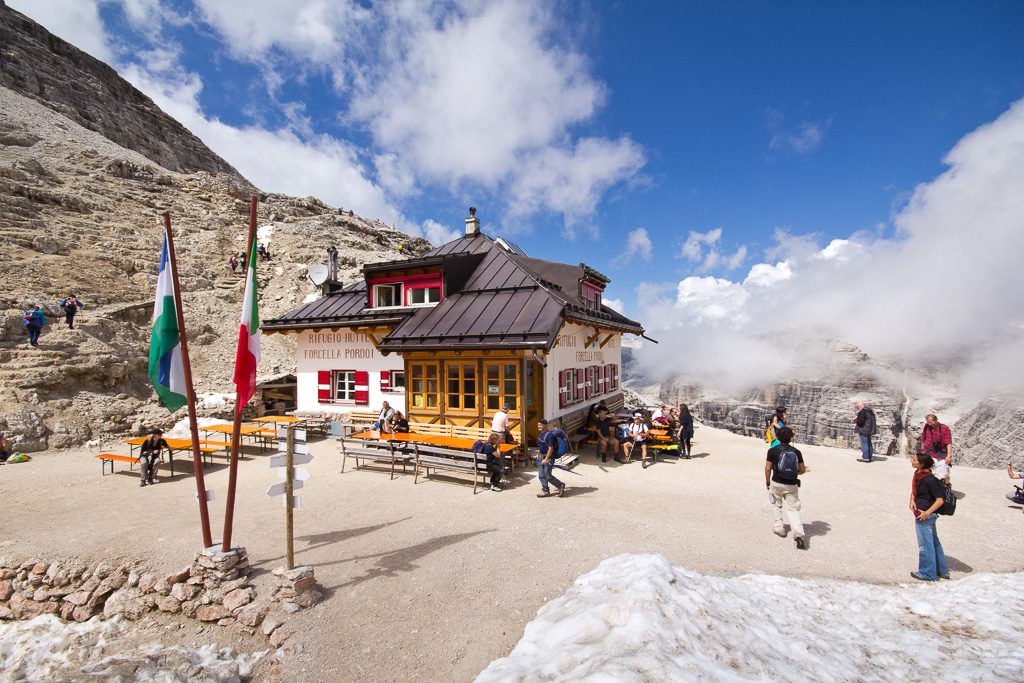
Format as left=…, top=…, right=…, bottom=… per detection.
left=637, top=98, right=1024, bottom=402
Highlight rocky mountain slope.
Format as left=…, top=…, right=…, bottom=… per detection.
left=0, top=5, right=429, bottom=452
left=630, top=339, right=1021, bottom=470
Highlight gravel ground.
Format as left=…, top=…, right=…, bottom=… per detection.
left=2, top=425, right=1021, bottom=681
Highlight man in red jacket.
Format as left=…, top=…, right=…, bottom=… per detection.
left=921, top=414, right=953, bottom=485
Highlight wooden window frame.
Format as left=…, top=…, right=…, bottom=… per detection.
left=484, top=361, right=520, bottom=413
left=446, top=361, right=479, bottom=413
left=408, top=361, right=440, bottom=410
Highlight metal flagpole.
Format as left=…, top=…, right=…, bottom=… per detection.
left=163, top=212, right=214, bottom=548
left=222, top=195, right=258, bottom=552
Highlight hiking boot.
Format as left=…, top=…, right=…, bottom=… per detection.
left=139, top=481, right=147, bottom=487
left=939, top=573, right=950, bottom=580
left=490, top=485, right=502, bottom=492
left=795, top=537, right=806, bottom=550
left=557, top=483, right=566, bottom=497
left=642, top=460, right=648, bottom=469
left=601, top=456, right=607, bottom=463
left=536, top=491, right=550, bottom=498
left=910, top=571, right=933, bottom=581
left=149, top=478, right=159, bottom=484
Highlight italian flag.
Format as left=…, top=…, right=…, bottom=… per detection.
left=233, top=237, right=261, bottom=411
left=148, top=235, right=187, bottom=412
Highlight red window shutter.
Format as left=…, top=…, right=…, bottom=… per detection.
left=354, top=370, right=369, bottom=405
left=598, top=365, right=606, bottom=393
left=317, top=370, right=331, bottom=402
left=575, top=368, right=584, bottom=405
left=380, top=370, right=390, bottom=392
left=558, top=370, right=567, bottom=409
left=612, top=364, right=619, bottom=389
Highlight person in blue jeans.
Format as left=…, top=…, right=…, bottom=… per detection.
left=535, top=419, right=565, bottom=498
left=909, top=453, right=949, bottom=581
left=854, top=402, right=877, bottom=462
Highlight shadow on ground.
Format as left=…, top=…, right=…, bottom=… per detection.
left=326, top=529, right=497, bottom=588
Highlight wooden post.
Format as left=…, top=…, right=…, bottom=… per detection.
left=222, top=195, right=259, bottom=552
left=285, top=424, right=295, bottom=570
left=162, top=212, right=214, bottom=549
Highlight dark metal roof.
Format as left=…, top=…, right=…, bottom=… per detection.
left=261, top=281, right=406, bottom=331
left=263, top=231, right=644, bottom=345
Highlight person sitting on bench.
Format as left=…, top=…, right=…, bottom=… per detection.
left=623, top=413, right=649, bottom=467
left=389, top=411, right=410, bottom=433
left=374, top=401, right=395, bottom=431
left=139, top=429, right=169, bottom=487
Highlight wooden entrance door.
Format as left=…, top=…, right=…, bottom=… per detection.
left=525, top=360, right=544, bottom=445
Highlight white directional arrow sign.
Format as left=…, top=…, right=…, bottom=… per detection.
left=278, top=426, right=306, bottom=442
left=269, top=452, right=313, bottom=467
left=266, top=480, right=304, bottom=497
left=277, top=467, right=311, bottom=481
left=278, top=441, right=310, bottom=455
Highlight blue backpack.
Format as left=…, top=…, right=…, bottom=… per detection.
left=775, top=446, right=800, bottom=480
left=551, top=429, right=570, bottom=457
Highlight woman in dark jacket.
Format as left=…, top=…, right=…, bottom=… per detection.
left=677, top=404, right=694, bottom=459
left=909, top=453, right=949, bottom=581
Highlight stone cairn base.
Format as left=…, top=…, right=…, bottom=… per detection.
left=0, top=549, right=323, bottom=644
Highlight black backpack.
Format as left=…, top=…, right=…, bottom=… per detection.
left=937, top=481, right=957, bottom=516
left=774, top=446, right=800, bottom=480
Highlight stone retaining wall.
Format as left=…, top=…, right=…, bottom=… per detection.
left=0, top=548, right=321, bottom=645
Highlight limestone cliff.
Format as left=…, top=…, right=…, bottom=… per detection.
left=0, top=8, right=430, bottom=452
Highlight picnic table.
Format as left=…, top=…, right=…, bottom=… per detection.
left=251, top=415, right=305, bottom=425
left=121, top=438, right=220, bottom=476
left=200, top=424, right=276, bottom=451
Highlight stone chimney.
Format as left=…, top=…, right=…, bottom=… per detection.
left=465, top=206, right=480, bottom=236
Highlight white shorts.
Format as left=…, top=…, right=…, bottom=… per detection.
left=932, top=459, right=950, bottom=480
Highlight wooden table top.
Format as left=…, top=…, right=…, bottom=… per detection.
left=202, top=424, right=266, bottom=435
left=251, top=415, right=304, bottom=424
left=122, top=437, right=219, bottom=452
left=350, top=431, right=518, bottom=453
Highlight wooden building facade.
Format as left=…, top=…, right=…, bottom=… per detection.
left=262, top=211, right=644, bottom=445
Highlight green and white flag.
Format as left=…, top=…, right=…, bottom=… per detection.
left=148, top=234, right=187, bottom=412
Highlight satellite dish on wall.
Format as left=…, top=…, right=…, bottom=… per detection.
left=307, top=264, right=329, bottom=286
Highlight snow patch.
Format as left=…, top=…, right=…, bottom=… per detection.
left=0, top=615, right=265, bottom=681
left=477, top=553, right=1024, bottom=682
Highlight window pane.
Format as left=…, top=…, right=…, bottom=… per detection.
left=506, top=396, right=517, bottom=410
left=504, top=364, right=516, bottom=378
left=463, top=379, right=475, bottom=394
left=393, top=371, right=406, bottom=389
left=426, top=287, right=440, bottom=302
left=448, top=379, right=460, bottom=394
left=427, top=379, right=437, bottom=393
left=448, top=394, right=460, bottom=409
left=427, top=395, right=437, bottom=408
left=409, top=288, right=424, bottom=305
left=427, top=366, right=437, bottom=379
left=504, top=379, right=516, bottom=396
left=487, top=396, right=499, bottom=410
left=413, top=394, right=424, bottom=407
left=464, top=395, right=475, bottom=409
left=486, top=364, right=498, bottom=381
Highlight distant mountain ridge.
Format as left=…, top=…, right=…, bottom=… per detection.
left=0, top=1, right=238, bottom=177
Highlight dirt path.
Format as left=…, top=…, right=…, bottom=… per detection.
left=2, top=425, right=1020, bottom=681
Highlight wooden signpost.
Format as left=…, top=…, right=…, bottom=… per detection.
left=266, top=425, right=311, bottom=569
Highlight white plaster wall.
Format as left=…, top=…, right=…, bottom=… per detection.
left=295, top=330, right=405, bottom=414
left=544, top=322, right=622, bottom=421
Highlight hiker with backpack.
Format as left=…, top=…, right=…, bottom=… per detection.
left=765, top=406, right=787, bottom=448
left=764, top=427, right=807, bottom=550
left=623, top=412, right=650, bottom=467
left=474, top=433, right=505, bottom=492
left=854, top=402, right=877, bottom=462
left=23, top=305, right=46, bottom=347
left=59, top=293, right=82, bottom=329
left=535, top=418, right=567, bottom=498
left=909, top=452, right=950, bottom=581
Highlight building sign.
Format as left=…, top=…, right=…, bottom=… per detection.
left=575, top=350, right=604, bottom=363
left=302, top=330, right=375, bottom=360
left=556, top=333, right=578, bottom=348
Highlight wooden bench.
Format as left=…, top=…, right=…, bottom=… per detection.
left=413, top=444, right=495, bottom=494
left=96, top=453, right=138, bottom=475
left=407, top=421, right=450, bottom=437
left=339, top=438, right=413, bottom=480
left=339, top=410, right=380, bottom=437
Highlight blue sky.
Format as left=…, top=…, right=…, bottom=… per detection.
left=12, top=1, right=1024, bottom=388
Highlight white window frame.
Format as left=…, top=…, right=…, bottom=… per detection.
left=391, top=370, right=406, bottom=392
left=333, top=370, right=357, bottom=402
left=407, top=286, right=441, bottom=306
left=373, top=283, right=402, bottom=308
